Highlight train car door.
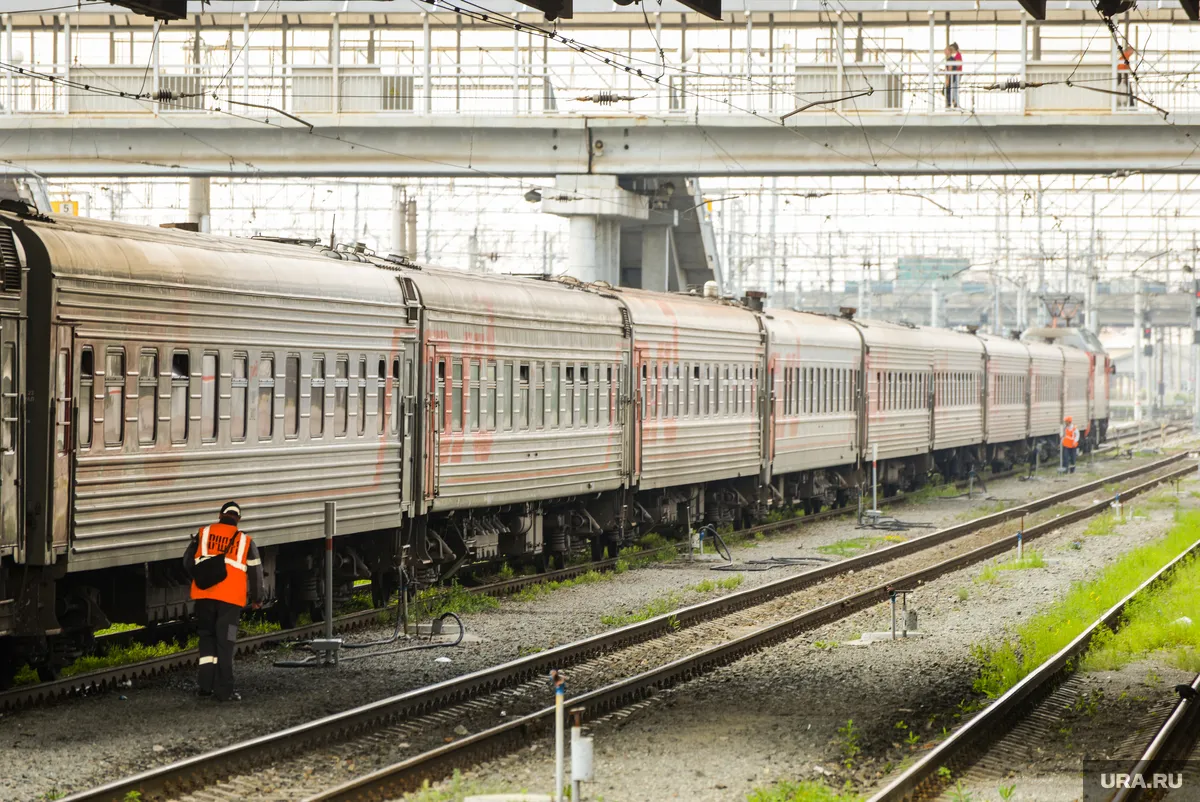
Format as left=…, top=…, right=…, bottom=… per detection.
left=631, top=346, right=646, bottom=485
left=424, top=345, right=444, bottom=503
left=0, top=316, right=21, bottom=559
left=398, top=341, right=418, bottom=513
left=49, top=325, right=74, bottom=553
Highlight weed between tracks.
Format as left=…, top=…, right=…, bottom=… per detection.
left=746, top=779, right=863, bottom=801
left=1080, top=544, right=1200, bottom=673
left=970, top=510, right=1200, bottom=698
left=975, top=550, right=1048, bottom=584
left=599, top=574, right=745, bottom=627
left=510, top=534, right=678, bottom=603
left=817, top=535, right=906, bottom=558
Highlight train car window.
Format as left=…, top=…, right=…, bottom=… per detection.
left=552, top=364, right=562, bottom=426
left=503, top=362, right=514, bottom=431
left=231, top=355, right=248, bottom=441
left=376, top=358, right=387, bottom=435
left=258, top=356, right=275, bottom=441
left=534, top=363, right=545, bottom=428
left=138, top=350, right=158, bottom=446
left=77, top=347, right=93, bottom=449
left=356, top=357, right=368, bottom=436
left=336, top=356, right=350, bottom=436
left=2, top=344, right=17, bottom=452
left=469, top=361, right=481, bottom=431
left=681, top=363, right=689, bottom=417
left=518, top=364, right=530, bottom=429
left=170, top=351, right=189, bottom=445
left=638, top=363, right=646, bottom=421
left=599, top=365, right=608, bottom=426
left=710, top=365, right=719, bottom=416
left=663, top=364, right=672, bottom=418
left=311, top=356, right=326, bottom=439
left=390, top=358, right=401, bottom=435
left=566, top=365, right=576, bottom=427
left=202, top=353, right=220, bottom=443
left=486, top=361, right=498, bottom=431
left=284, top=356, right=300, bottom=439
left=592, top=364, right=601, bottom=427
left=581, top=364, right=590, bottom=425
left=104, top=348, right=126, bottom=447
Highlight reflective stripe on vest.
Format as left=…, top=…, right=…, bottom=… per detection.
left=192, top=523, right=251, bottom=606
left=1063, top=425, right=1079, bottom=448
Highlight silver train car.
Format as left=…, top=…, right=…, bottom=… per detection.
left=0, top=208, right=1111, bottom=683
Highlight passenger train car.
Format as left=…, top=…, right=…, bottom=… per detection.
left=0, top=206, right=1110, bottom=684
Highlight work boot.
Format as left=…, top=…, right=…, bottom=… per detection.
left=197, top=689, right=214, bottom=699
left=217, top=691, right=243, bottom=702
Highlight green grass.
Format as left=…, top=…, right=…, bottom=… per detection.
left=977, top=549, right=1047, bottom=583
left=60, top=636, right=200, bottom=679
left=411, top=582, right=500, bottom=620
left=817, top=536, right=890, bottom=558
left=238, top=616, right=283, bottom=637
left=400, top=770, right=520, bottom=801
left=1084, top=512, right=1120, bottom=537
left=600, top=574, right=745, bottom=628
left=971, top=511, right=1200, bottom=699
left=746, top=780, right=864, bottom=802
left=94, top=622, right=141, bottom=636
left=1081, top=548, right=1200, bottom=672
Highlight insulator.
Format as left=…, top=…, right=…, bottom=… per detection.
left=154, top=90, right=175, bottom=102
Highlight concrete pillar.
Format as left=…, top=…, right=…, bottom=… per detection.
left=930, top=280, right=942, bottom=328
left=391, top=185, right=405, bottom=256
left=187, top=177, right=210, bottom=233
left=406, top=198, right=418, bottom=260
left=642, top=225, right=671, bottom=293
left=542, top=176, right=648, bottom=287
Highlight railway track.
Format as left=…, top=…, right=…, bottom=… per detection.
left=867, top=536, right=1200, bottom=802
left=2, top=447, right=1177, bottom=715
left=62, top=454, right=1194, bottom=802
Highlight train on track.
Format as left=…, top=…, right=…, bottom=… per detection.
left=0, top=201, right=1111, bottom=685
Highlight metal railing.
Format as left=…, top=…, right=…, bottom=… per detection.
left=3, top=53, right=1193, bottom=118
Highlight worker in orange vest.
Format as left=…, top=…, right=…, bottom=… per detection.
left=1062, top=416, right=1080, bottom=474
left=183, top=501, right=263, bottom=701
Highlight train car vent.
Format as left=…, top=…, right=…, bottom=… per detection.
left=0, top=228, right=20, bottom=292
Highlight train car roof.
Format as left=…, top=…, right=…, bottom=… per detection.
left=3, top=212, right=410, bottom=307
left=605, top=285, right=762, bottom=336
left=405, top=268, right=625, bottom=328
left=976, top=332, right=1031, bottom=358
left=761, top=309, right=862, bottom=348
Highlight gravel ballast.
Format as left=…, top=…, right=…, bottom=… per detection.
left=1, top=449, right=1186, bottom=800
left=419, top=475, right=1199, bottom=802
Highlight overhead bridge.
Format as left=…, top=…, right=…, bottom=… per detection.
left=6, top=113, right=1200, bottom=177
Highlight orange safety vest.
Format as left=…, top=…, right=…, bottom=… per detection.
left=1062, top=425, right=1079, bottom=449
left=190, top=523, right=251, bottom=607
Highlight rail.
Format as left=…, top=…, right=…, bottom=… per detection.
left=868, top=508, right=1200, bottom=801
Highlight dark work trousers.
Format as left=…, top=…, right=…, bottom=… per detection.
left=195, top=598, right=241, bottom=700
left=1062, top=446, right=1078, bottom=474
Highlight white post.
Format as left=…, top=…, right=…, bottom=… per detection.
left=61, top=14, right=70, bottom=114
left=871, top=441, right=879, bottom=513
left=242, top=12, right=251, bottom=106
left=187, top=177, right=211, bottom=233
left=1134, top=275, right=1143, bottom=423
left=928, top=15, right=936, bottom=113
left=654, top=12, right=663, bottom=114
left=857, top=262, right=865, bottom=316
left=930, top=279, right=941, bottom=328
left=331, top=14, right=340, bottom=113
left=554, top=671, right=565, bottom=802
left=152, top=20, right=161, bottom=115
left=1193, top=232, right=1199, bottom=433
left=4, top=15, right=12, bottom=114
left=836, top=16, right=845, bottom=93
left=422, top=12, right=432, bottom=114
left=745, top=12, right=753, bottom=94
left=512, top=24, right=520, bottom=115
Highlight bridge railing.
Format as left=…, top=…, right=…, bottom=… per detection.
left=2, top=52, right=1194, bottom=118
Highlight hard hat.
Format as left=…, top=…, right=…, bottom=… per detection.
left=1064, top=416, right=1072, bottom=423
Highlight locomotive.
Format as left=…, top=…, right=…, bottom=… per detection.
left=0, top=204, right=1110, bottom=685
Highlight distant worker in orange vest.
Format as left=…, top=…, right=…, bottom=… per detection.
left=1062, top=416, right=1080, bottom=474
left=1118, top=45, right=1135, bottom=108
left=183, top=501, right=263, bottom=701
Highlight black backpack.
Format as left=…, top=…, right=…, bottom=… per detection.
left=190, top=529, right=239, bottom=590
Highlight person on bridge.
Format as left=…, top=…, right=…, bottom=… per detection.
left=183, top=501, right=264, bottom=702
left=1062, top=416, right=1080, bottom=474
left=1118, top=45, right=1135, bottom=108
left=944, top=43, right=963, bottom=109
